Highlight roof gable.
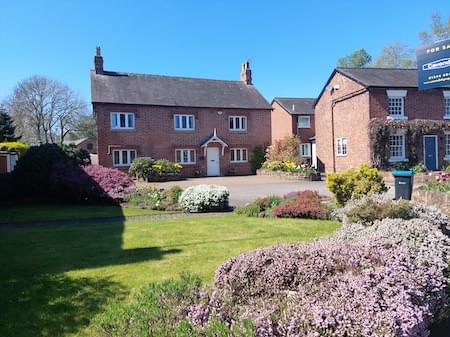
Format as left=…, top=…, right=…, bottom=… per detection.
left=91, top=71, right=271, bottom=109
left=315, top=67, right=419, bottom=107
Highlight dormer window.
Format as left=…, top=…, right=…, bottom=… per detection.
left=444, top=91, right=450, bottom=119
left=387, top=90, right=407, bottom=120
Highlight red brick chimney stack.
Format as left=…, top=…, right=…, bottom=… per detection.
left=240, top=60, right=252, bottom=85
left=94, top=46, right=104, bottom=74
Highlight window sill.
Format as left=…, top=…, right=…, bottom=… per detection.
left=111, top=128, right=136, bottom=131
left=229, top=130, right=248, bottom=133
left=174, top=129, right=195, bottom=132
left=388, top=158, right=409, bottom=163
left=230, top=161, right=248, bottom=164
left=113, top=164, right=131, bottom=168
left=177, top=162, right=196, bottom=165
left=298, top=126, right=310, bottom=129
left=444, top=156, right=450, bottom=161
left=336, top=154, right=347, bottom=157
left=444, top=116, right=450, bottom=120
left=387, top=116, right=408, bottom=120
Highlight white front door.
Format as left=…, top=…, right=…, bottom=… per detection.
left=207, top=147, right=220, bottom=176
left=311, top=143, right=317, bottom=169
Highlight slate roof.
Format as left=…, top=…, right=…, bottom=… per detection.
left=273, top=97, right=315, bottom=115
left=336, top=67, right=418, bottom=88
left=91, top=70, right=271, bottom=109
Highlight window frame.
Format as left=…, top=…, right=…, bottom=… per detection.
left=112, top=149, right=136, bottom=167
left=299, top=143, right=311, bottom=157
left=336, top=138, right=347, bottom=157
left=444, top=91, right=450, bottom=119
left=387, top=90, right=408, bottom=120
left=111, top=112, right=135, bottom=130
left=230, top=148, right=248, bottom=163
left=174, top=114, right=195, bottom=131
left=229, top=116, right=247, bottom=132
left=298, top=115, right=311, bottom=129
left=175, top=149, right=196, bottom=165
left=388, top=130, right=406, bottom=162
left=444, top=132, right=450, bottom=160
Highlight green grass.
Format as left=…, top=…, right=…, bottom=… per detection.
left=0, top=213, right=340, bottom=337
left=0, top=205, right=166, bottom=223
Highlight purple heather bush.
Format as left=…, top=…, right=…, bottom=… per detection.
left=95, top=197, right=450, bottom=337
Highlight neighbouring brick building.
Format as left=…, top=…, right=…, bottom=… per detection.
left=91, top=48, right=271, bottom=176
left=271, top=97, right=316, bottom=165
left=315, top=67, right=450, bottom=172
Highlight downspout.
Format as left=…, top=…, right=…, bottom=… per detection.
left=330, top=88, right=368, bottom=172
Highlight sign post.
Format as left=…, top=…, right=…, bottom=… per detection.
left=417, top=38, right=450, bottom=90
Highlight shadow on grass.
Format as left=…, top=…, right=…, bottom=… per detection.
left=1, top=274, right=125, bottom=337
left=1, top=219, right=182, bottom=337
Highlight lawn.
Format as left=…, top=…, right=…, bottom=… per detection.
left=0, top=204, right=166, bottom=224
left=0, top=212, right=340, bottom=337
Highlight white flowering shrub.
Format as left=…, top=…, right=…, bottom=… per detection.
left=179, top=184, right=229, bottom=213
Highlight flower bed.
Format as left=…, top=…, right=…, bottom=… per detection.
left=129, top=157, right=182, bottom=182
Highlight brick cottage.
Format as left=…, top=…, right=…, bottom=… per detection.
left=271, top=97, right=316, bottom=165
left=91, top=48, right=271, bottom=176
left=315, top=67, right=450, bottom=172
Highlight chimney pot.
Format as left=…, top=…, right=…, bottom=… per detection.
left=240, top=60, right=252, bottom=85
left=94, top=46, right=104, bottom=74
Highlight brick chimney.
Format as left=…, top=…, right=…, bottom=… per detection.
left=94, top=46, right=104, bottom=74
left=240, top=60, right=252, bottom=85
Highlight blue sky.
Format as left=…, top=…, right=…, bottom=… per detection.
left=1, top=0, right=449, bottom=105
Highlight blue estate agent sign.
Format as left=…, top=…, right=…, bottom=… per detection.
left=417, top=38, right=450, bottom=90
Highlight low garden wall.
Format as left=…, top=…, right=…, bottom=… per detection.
left=412, top=189, right=450, bottom=213
left=256, top=169, right=321, bottom=181
left=381, top=171, right=432, bottom=184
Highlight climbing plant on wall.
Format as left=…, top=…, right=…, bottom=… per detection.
left=368, top=119, right=450, bottom=168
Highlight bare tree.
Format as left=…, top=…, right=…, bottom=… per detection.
left=3, top=76, right=87, bottom=144
left=419, top=13, right=450, bottom=45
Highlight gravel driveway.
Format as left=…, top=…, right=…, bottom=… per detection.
left=153, top=175, right=332, bottom=207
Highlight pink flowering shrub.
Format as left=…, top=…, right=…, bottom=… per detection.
left=273, top=190, right=325, bottom=219
left=50, top=163, right=135, bottom=203
left=422, top=172, right=450, bottom=193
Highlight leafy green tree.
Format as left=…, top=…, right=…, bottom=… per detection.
left=337, top=48, right=372, bottom=68
left=0, top=109, right=20, bottom=142
left=419, top=13, right=450, bottom=45
left=372, top=42, right=416, bottom=68
left=70, top=115, right=97, bottom=139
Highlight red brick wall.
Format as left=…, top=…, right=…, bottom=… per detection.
left=370, top=87, right=449, bottom=168
left=0, top=155, right=7, bottom=174
left=271, top=101, right=295, bottom=142
left=94, top=103, right=271, bottom=176
left=295, top=114, right=315, bottom=143
left=315, top=72, right=370, bottom=172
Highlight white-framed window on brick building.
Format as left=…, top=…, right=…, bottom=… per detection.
left=174, top=114, right=195, bottom=130
left=445, top=133, right=450, bottom=160
left=298, top=116, right=311, bottom=128
left=299, top=143, right=311, bottom=157
left=113, top=149, right=136, bottom=167
left=444, top=91, right=450, bottom=119
left=229, top=116, right=247, bottom=131
left=389, top=130, right=406, bottom=162
left=175, top=149, right=196, bottom=164
left=230, top=148, right=248, bottom=163
left=111, top=112, right=135, bottom=129
left=387, top=90, right=407, bottom=119
left=336, top=138, right=347, bottom=156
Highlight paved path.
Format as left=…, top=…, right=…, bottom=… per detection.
left=153, top=175, right=331, bottom=206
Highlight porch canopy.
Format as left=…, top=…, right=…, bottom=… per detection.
left=201, top=128, right=228, bottom=156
